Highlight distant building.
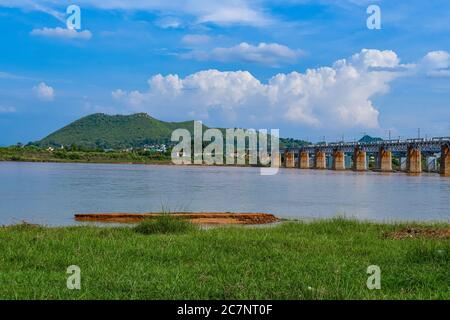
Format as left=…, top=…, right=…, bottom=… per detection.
left=143, top=144, right=167, bottom=153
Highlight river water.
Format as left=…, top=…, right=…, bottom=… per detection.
left=0, top=161, right=449, bottom=225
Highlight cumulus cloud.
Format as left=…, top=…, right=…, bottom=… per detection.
left=420, top=51, right=450, bottom=77
left=33, top=82, right=55, bottom=101
left=30, top=27, right=92, bottom=40
left=112, top=49, right=412, bottom=129
left=185, top=42, right=303, bottom=66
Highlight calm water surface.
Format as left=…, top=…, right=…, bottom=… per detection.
left=0, top=161, right=449, bottom=225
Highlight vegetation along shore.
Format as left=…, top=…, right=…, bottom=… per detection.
left=0, top=145, right=172, bottom=165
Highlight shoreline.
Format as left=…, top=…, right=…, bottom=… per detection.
left=0, top=159, right=444, bottom=176
left=3, top=215, right=450, bottom=228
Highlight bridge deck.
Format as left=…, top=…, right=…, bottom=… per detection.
left=283, top=137, right=450, bottom=154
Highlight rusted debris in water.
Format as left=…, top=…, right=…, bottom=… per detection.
left=75, top=212, right=279, bottom=225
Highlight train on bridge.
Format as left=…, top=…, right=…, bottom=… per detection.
left=280, top=137, right=450, bottom=176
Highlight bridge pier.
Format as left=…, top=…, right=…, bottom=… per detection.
left=272, top=152, right=281, bottom=168
left=332, top=150, right=345, bottom=170
left=378, top=147, right=392, bottom=172
left=441, top=145, right=450, bottom=177
left=353, top=148, right=367, bottom=171
left=315, top=151, right=326, bottom=169
left=285, top=150, right=295, bottom=168
left=299, top=151, right=310, bottom=169
left=407, top=146, right=422, bottom=173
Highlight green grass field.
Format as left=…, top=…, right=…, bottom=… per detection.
left=0, top=219, right=448, bottom=300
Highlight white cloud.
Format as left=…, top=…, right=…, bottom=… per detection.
left=420, top=51, right=450, bottom=77
left=113, top=49, right=411, bottom=129
left=350, top=49, right=400, bottom=68
left=196, top=5, right=271, bottom=26
left=1, top=0, right=272, bottom=27
left=33, top=82, right=55, bottom=101
left=30, top=27, right=92, bottom=40
left=155, top=17, right=184, bottom=29
left=0, top=71, right=23, bottom=80
left=111, top=89, right=126, bottom=100
left=182, top=34, right=211, bottom=45
left=0, top=71, right=36, bottom=81
left=0, top=106, right=16, bottom=113
left=185, top=42, right=303, bottom=66
left=0, top=0, right=65, bottom=22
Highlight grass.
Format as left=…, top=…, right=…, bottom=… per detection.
left=0, top=218, right=448, bottom=300
left=133, top=215, right=197, bottom=235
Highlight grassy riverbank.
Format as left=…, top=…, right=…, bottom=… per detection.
left=0, top=146, right=172, bottom=164
left=0, top=218, right=448, bottom=299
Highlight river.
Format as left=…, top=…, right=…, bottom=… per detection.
left=0, top=161, right=449, bottom=225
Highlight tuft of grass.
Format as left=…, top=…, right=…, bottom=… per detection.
left=133, top=215, right=196, bottom=235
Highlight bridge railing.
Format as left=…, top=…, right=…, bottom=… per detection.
left=282, top=137, right=449, bottom=153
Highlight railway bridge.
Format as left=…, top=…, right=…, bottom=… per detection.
left=280, top=137, right=450, bottom=177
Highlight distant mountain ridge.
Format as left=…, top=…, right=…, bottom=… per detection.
left=358, top=135, right=383, bottom=143
left=35, top=113, right=308, bottom=150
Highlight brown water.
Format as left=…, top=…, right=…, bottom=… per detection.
left=0, top=161, right=449, bottom=225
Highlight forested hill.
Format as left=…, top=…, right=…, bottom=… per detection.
left=35, top=113, right=201, bottom=149
left=34, top=113, right=309, bottom=150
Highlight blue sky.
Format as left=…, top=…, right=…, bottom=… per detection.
left=0, top=0, right=449, bottom=146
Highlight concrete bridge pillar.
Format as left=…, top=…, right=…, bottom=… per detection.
left=332, top=150, right=345, bottom=170
left=271, top=152, right=281, bottom=168
left=378, top=147, right=392, bottom=172
left=441, top=145, right=450, bottom=177
left=407, top=146, right=422, bottom=173
left=285, top=150, right=295, bottom=168
left=315, top=151, right=326, bottom=169
left=299, top=151, right=310, bottom=169
left=353, top=148, right=367, bottom=171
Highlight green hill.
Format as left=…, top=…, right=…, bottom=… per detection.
left=34, top=113, right=308, bottom=150
left=35, top=113, right=204, bottom=149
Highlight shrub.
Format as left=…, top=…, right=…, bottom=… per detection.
left=133, top=215, right=196, bottom=235
left=10, top=155, right=22, bottom=161
left=67, top=152, right=81, bottom=160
